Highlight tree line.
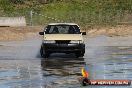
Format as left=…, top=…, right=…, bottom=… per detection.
left=10, top=0, right=63, bottom=4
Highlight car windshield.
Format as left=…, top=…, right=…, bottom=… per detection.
left=45, top=25, right=80, bottom=34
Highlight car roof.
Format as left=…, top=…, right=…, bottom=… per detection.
left=48, top=23, right=78, bottom=26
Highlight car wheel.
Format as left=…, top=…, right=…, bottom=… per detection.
left=75, top=51, right=84, bottom=58
left=44, top=53, right=50, bottom=58
left=40, top=46, right=44, bottom=57
left=80, top=52, right=84, bottom=57
left=75, top=52, right=81, bottom=58
left=40, top=46, right=50, bottom=58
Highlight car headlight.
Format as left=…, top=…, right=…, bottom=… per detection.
left=44, top=40, right=55, bottom=43
left=70, top=40, right=83, bottom=44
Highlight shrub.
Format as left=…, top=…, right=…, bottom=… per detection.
left=10, top=0, right=25, bottom=4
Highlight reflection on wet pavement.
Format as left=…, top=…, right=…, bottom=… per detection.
left=0, top=36, right=132, bottom=88
left=41, top=58, right=85, bottom=76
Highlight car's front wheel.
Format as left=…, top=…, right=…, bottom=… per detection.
left=40, top=46, right=50, bottom=58
left=75, top=51, right=85, bottom=58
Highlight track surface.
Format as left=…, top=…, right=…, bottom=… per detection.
left=0, top=35, right=132, bottom=88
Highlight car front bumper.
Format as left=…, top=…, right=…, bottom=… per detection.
left=42, top=43, right=85, bottom=53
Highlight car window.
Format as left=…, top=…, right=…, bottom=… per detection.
left=45, top=25, right=80, bottom=34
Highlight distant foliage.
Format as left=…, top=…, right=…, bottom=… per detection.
left=38, top=0, right=51, bottom=3
left=10, top=0, right=25, bottom=4
left=38, top=0, right=63, bottom=3
left=9, top=0, right=60, bottom=4
left=1, top=0, right=132, bottom=26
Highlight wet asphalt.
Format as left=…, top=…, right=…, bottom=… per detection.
left=0, top=35, right=132, bottom=88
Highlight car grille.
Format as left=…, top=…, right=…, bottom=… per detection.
left=55, top=40, right=70, bottom=44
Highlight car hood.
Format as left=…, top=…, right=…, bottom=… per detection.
left=44, top=34, right=83, bottom=40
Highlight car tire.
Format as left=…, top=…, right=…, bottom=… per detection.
left=75, top=51, right=84, bottom=58
left=40, top=46, right=50, bottom=58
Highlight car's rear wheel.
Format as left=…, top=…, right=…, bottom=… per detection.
left=40, top=46, right=50, bottom=58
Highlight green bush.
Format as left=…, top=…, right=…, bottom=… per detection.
left=0, top=0, right=132, bottom=26
left=10, top=0, right=25, bottom=4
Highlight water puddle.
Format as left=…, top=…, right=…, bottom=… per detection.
left=0, top=36, right=132, bottom=88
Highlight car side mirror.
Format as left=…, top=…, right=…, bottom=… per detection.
left=39, top=32, right=44, bottom=35
left=82, top=32, right=86, bottom=35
